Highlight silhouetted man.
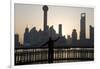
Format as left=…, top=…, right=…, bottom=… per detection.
left=41, top=37, right=60, bottom=63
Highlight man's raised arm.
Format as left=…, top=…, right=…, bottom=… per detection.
left=40, top=41, right=48, bottom=47
left=53, top=37, right=60, bottom=42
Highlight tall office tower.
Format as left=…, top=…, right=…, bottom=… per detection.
left=59, top=24, right=62, bottom=37
left=72, top=29, right=77, bottom=46
left=42, top=5, right=48, bottom=31
left=80, top=13, right=86, bottom=41
left=15, top=33, right=20, bottom=48
left=24, top=26, right=30, bottom=48
left=90, top=25, right=94, bottom=46
left=67, top=35, right=72, bottom=46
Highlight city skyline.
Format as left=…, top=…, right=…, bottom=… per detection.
left=15, top=4, right=94, bottom=44
left=14, top=5, right=94, bottom=65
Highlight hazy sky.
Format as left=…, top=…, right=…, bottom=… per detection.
left=14, top=4, right=94, bottom=44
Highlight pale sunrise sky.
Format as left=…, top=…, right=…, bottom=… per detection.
left=14, top=4, right=94, bottom=44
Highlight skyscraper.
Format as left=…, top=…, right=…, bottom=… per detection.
left=43, top=5, right=48, bottom=31
left=24, top=26, right=30, bottom=47
left=72, top=29, right=77, bottom=46
left=15, top=33, right=20, bottom=48
left=90, top=25, right=94, bottom=46
left=80, top=13, right=86, bottom=41
left=67, top=35, right=72, bottom=46
left=59, top=24, right=62, bottom=37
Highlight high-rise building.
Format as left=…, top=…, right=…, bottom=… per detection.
left=80, top=13, right=86, bottom=40
left=72, top=29, right=77, bottom=46
left=43, top=5, right=48, bottom=31
left=90, top=25, right=94, bottom=46
left=67, top=35, right=72, bottom=46
left=59, top=24, right=62, bottom=37
left=24, top=26, right=30, bottom=47
left=15, top=33, right=20, bottom=48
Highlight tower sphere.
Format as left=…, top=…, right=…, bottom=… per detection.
left=43, top=5, right=48, bottom=11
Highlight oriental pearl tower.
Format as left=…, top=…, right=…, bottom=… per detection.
left=42, top=5, right=48, bottom=31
